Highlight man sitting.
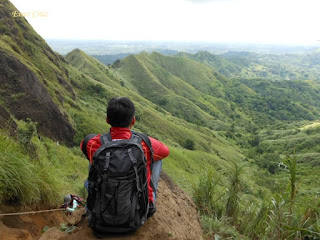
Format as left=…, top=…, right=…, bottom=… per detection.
left=80, top=97, right=170, bottom=220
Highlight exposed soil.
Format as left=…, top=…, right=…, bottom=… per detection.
left=0, top=208, right=67, bottom=240
left=0, top=172, right=203, bottom=240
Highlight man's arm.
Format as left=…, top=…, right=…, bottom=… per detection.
left=80, top=135, right=101, bottom=164
left=149, top=137, right=170, bottom=161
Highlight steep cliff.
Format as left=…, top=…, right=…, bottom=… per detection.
left=0, top=0, right=75, bottom=143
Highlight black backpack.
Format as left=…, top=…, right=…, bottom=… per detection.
left=86, top=132, right=153, bottom=235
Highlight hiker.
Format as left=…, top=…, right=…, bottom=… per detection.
left=80, top=97, right=169, bottom=234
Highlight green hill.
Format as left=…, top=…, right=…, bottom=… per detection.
left=180, top=50, right=320, bottom=81
left=1, top=0, right=320, bottom=238
left=117, top=53, right=237, bottom=129
left=177, top=51, right=248, bottom=78
left=65, top=49, right=236, bottom=153
left=249, top=120, right=320, bottom=204
left=117, top=52, right=320, bottom=129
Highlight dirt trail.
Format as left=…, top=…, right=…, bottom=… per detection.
left=0, top=172, right=203, bottom=239
left=0, top=208, right=67, bottom=240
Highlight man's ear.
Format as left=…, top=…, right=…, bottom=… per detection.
left=131, top=116, right=136, bottom=126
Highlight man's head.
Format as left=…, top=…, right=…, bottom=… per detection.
left=107, top=97, right=135, bottom=128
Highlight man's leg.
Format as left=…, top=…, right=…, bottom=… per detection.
left=84, top=179, right=89, bottom=191
left=151, top=160, right=162, bottom=202
left=84, top=163, right=91, bottom=191
left=84, top=163, right=91, bottom=220
left=148, top=160, right=162, bottom=218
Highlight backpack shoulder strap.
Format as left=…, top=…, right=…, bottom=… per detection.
left=100, top=132, right=112, bottom=145
left=82, top=134, right=98, bottom=160
left=132, top=132, right=156, bottom=193
left=130, top=132, right=142, bottom=144
left=131, top=131, right=154, bottom=164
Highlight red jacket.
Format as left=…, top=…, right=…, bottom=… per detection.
left=80, top=127, right=170, bottom=203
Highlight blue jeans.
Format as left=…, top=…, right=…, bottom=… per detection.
left=84, top=160, right=163, bottom=203
left=151, top=160, right=162, bottom=202
left=84, top=163, right=90, bottom=191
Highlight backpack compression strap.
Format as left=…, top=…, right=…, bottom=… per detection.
left=82, top=134, right=98, bottom=160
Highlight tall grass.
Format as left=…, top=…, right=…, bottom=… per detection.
left=200, top=215, right=241, bottom=239
left=0, top=128, right=88, bottom=205
left=0, top=132, right=47, bottom=204
left=264, top=155, right=320, bottom=239
left=193, top=163, right=246, bottom=238
left=193, top=169, right=225, bottom=217
left=193, top=154, right=320, bottom=239
left=225, top=162, right=243, bottom=224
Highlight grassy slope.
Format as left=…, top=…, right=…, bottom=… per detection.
left=65, top=49, right=239, bottom=152
left=65, top=49, right=270, bottom=202
left=117, top=52, right=320, bottom=130
left=148, top=52, right=227, bottom=95
left=249, top=120, right=320, bottom=205
left=0, top=128, right=88, bottom=205
left=117, top=52, right=255, bottom=130
left=50, top=49, right=320, bottom=237
left=136, top=52, right=320, bottom=124
left=0, top=5, right=74, bottom=104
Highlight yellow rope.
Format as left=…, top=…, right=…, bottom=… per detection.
left=0, top=208, right=64, bottom=216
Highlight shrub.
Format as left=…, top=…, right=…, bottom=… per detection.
left=256, top=153, right=281, bottom=174
left=17, top=118, right=37, bottom=145
left=183, top=139, right=195, bottom=150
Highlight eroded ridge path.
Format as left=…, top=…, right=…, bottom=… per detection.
left=0, top=172, right=203, bottom=240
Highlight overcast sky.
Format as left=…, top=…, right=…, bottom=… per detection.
left=9, top=0, right=320, bottom=44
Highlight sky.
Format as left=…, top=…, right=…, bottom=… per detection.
left=9, top=0, right=320, bottom=44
